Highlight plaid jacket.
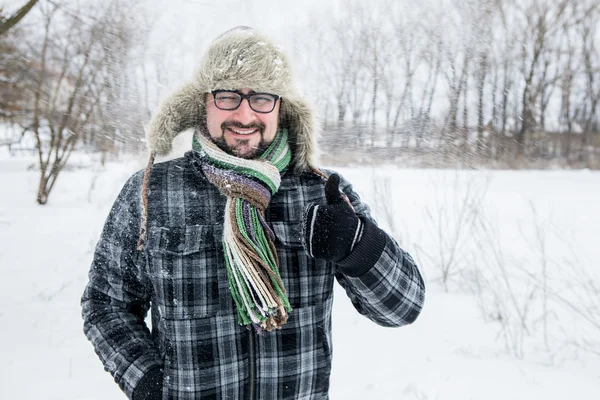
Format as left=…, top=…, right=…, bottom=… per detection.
left=82, top=152, right=425, bottom=400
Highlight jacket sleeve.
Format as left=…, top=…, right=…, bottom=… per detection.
left=81, top=172, right=162, bottom=399
left=333, top=173, right=425, bottom=327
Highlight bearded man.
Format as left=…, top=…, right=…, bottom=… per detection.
left=82, top=26, right=425, bottom=400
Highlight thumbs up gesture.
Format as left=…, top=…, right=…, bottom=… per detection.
left=302, top=174, right=364, bottom=262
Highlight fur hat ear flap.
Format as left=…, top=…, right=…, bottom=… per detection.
left=280, top=95, right=320, bottom=172
left=146, top=82, right=204, bottom=156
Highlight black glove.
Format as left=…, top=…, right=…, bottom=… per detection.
left=302, top=173, right=388, bottom=276
left=302, top=174, right=364, bottom=262
left=132, top=367, right=163, bottom=400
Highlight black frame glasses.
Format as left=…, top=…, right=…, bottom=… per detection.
left=211, top=90, right=280, bottom=113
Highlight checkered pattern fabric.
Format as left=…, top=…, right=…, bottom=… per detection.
left=82, top=151, right=425, bottom=399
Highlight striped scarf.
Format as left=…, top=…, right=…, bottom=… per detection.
left=192, top=129, right=292, bottom=332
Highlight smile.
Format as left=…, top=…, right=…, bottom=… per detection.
left=228, top=127, right=258, bottom=135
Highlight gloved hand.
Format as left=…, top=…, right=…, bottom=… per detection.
left=132, top=367, right=163, bottom=400
left=302, top=174, right=364, bottom=263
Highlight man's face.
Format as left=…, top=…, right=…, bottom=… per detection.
left=205, top=88, right=281, bottom=159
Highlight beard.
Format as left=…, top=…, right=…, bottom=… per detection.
left=212, top=120, right=269, bottom=159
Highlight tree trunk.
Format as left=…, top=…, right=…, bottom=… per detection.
left=36, top=173, right=49, bottom=205
left=477, top=69, right=486, bottom=156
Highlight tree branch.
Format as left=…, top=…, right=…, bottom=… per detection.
left=0, top=0, right=39, bottom=36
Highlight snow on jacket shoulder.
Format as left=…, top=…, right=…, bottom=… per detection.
left=81, top=152, right=425, bottom=400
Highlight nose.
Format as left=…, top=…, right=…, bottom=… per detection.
left=232, top=98, right=255, bottom=124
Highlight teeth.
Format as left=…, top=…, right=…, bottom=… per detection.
left=230, top=128, right=257, bottom=135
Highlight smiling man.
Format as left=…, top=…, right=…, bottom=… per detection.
left=206, top=89, right=280, bottom=158
left=81, top=26, right=425, bottom=400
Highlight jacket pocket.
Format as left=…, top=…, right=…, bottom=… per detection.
left=161, top=314, right=239, bottom=398
left=146, top=224, right=223, bottom=319
left=271, top=220, right=305, bottom=249
left=271, top=221, right=334, bottom=308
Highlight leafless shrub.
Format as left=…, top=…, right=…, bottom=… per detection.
left=370, top=172, right=401, bottom=243
left=531, top=224, right=600, bottom=357
left=471, top=200, right=600, bottom=360
left=420, top=171, right=490, bottom=291
left=473, top=213, right=540, bottom=358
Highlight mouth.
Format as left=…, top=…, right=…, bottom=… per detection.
left=227, top=127, right=259, bottom=136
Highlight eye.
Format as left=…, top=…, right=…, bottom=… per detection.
left=217, top=94, right=238, bottom=101
left=251, top=95, right=274, bottom=103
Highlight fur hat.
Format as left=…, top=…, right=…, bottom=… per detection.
left=146, top=26, right=319, bottom=172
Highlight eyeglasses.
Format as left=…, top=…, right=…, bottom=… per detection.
left=211, top=90, right=280, bottom=113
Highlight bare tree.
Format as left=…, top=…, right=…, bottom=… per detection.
left=577, top=2, right=600, bottom=164
left=496, top=6, right=519, bottom=156
left=438, top=0, right=492, bottom=154
left=515, top=0, right=570, bottom=155
left=557, top=17, right=579, bottom=159
left=442, top=51, right=471, bottom=148
left=20, top=0, right=145, bottom=204
left=386, top=3, right=424, bottom=148
left=475, top=51, right=489, bottom=156
left=415, top=29, right=443, bottom=150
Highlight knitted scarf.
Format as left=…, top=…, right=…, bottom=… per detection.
left=192, top=129, right=292, bottom=332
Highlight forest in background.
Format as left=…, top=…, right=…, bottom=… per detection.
left=1, top=0, right=599, bottom=204
left=299, top=0, right=600, bottom=168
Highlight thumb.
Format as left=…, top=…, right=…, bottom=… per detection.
left=324, top=174, right=343, bottom=205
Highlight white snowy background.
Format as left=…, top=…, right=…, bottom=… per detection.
left=1, top=148, right=599, bottom=399
left=1, top=0, right=599, bottom=399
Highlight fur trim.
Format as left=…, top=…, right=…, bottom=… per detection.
left=146, top=26, right=319, bottom=172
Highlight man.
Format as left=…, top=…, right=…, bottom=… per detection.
left=82, top=26, right=425, bottom=400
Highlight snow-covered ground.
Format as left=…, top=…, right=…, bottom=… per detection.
left=1, top=152, right=599, bottom=399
